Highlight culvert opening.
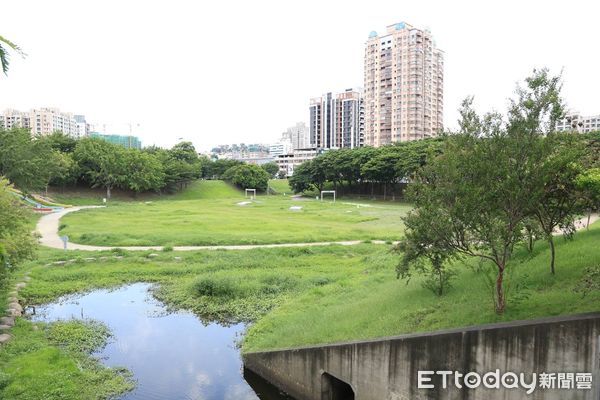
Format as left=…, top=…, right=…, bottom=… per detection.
left=321, top=372, right=355, bottom=400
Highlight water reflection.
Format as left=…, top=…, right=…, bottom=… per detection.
left=31, top=283, right=293, bottom=400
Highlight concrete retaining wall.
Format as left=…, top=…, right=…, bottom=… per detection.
left=243, top=313, right=600, bottom=400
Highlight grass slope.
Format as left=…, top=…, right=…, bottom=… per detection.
left=243, top=222, right=600, bottom=352
left=169, top=180, right=241, bottom=200
left=58, top=181, right=411, bottom=246
left=268, top=179, right=291, bottom=194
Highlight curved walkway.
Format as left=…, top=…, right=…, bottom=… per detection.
left=36, top=206, right=388, bottom=251
left=36, top=206, right=599, bottom=252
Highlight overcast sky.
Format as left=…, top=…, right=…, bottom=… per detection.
left=1, top=0, right=598, bottom=151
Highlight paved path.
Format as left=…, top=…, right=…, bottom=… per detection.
left=36, top=206, right=390, bottom=251
left=36, top=206, right=599, bottom=252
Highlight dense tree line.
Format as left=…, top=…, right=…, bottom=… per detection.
left=395, top=69, right=600, bottom=314
left=0, top=130, right=210, bottom=197
left=289, top=139, right=444, bottom=199
left=0, top=128, right=285, bottom=198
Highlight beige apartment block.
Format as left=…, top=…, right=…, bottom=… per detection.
left=29, top=108, right=79, bottom=136
left=0, top=107, right=82, bottom=137
left=0, top=109, right=31, bottom=130
left=364, top=22, right=444, bottom=146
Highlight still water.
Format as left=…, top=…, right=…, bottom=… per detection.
left=31, top=283, right=293, bottom=400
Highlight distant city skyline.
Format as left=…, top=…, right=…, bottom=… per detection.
left=1, top=0, right=599, bottom=152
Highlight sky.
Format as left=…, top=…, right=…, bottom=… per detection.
left=1, top=0, right=599, bottom=152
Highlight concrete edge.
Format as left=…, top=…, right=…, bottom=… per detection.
left=244, top=311, right=600, bottom=354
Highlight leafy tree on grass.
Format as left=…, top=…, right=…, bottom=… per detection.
left=0, top=128, right=58, bottom=192
left=403, top=130, right=532, bottom=314
left=223, top=164, right=270, bottom=192
left=261, top=162, right=279, bottom=177
left=288, top=161, right=314, bottom=193
left=73, top=138, right=127, bottom=199
left=361, top=149, right=400, bottom=199
left=576, top=168, right=600, bottom=229
left=122, top=150, right=165, bottom=194
left=395, top=206, right=458, bottom=296
left=529, top=133, right=584, bottom=274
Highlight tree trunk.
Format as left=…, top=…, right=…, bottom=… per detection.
left=527, top=230, right=534, bottom=253
left=495, top=267, right=505, bottom=314
left=106, top=186, right=111, bottom=200
left=587, top=209, right=591, bottom=231
left=383, top=183, right=387, bottom=201
left=548, top=236, right=556, bottom=275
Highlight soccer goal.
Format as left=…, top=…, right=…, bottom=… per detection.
left=245, top=188, right=256, bottom=199
left=320, top=190, right=336, bottom=202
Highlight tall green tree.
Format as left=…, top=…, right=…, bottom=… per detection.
left=73, top=138, right=127, bottom=199
left=530, top=133, right=584, bottom=274
left=576, top=168, right=600, bottom=229
left=261, top=162, right=279, bottom=177
left=0, top=128, right=58, bottom=192
left=122, top=150, right=165, bottom=194
left=222, top=164, right=270, bottom=192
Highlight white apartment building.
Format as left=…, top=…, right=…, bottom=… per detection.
left=74, top=115, right=90, bottom=139
left=287, top=122, right=310, bottom=150
left=364, top=22, right=444, bottom=146
left=309, top=89, right=364, bottom=149
left=556, top=111, right=600, bottom=133
left=269, top=141, right=292, bottom=157
left=0, top=107, right=83, bottom=137
left=275, top=148, right=319, bottom=176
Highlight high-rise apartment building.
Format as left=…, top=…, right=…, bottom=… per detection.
left=29, top=108, right=79, bottom=136
left=309, top=88, right=364, bottom=149
left=364, top=22, right=444, bottom=146
left=0, top=107, right=83, bottom=137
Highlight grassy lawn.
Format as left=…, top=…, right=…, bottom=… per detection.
left=57, top=180, right=411, bottom=246
left=243, top=221, right=600, bottom=352
left=268, top=179, right=291, bottom=194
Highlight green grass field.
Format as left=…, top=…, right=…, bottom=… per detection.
left=57, top=180, right=411, bottom=246
left=243, top=222, right=600, bottom=352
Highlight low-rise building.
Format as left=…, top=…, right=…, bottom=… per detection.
left=556, top=111, right=600, bottom=133
left=275, top=148, right=319, bottom=176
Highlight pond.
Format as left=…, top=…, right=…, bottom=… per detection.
left=31, top=283, right=294, bottom=400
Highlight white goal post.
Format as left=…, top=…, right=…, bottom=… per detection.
left=245, top=189, right=256, bottom=199
left=320, top=190, right=336, bottom=202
